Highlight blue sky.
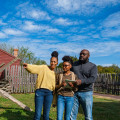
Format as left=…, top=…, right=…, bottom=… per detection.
left=0, top=0, right=120, bottom=66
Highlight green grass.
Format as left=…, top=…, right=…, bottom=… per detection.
left=0, top=93, right=120, bottom=120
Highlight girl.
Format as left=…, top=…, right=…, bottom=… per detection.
left=56, top=56, right=78, bottom=120
left=23, top=51, right=58, bottom=120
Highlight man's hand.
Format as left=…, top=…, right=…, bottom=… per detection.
left=75, top=79, right=82, bottom=86
left=23, top=63, right=27, bottom=68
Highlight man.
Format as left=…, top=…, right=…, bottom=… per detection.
left=70, top=49, right=97, bottom=120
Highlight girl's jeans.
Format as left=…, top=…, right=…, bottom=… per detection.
left=57, top=95, right=74, bottom=120
left=34, top=89, right=53, bottom=120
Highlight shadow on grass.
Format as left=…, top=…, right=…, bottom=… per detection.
left=77, top=100, right=120, bottom=120
left=1, top=100, right=120, bottom=120
left=0, top=107, right=33, bottom=120
left=0, top=107, right=53, bottom=120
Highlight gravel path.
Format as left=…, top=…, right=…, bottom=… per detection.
left=93, top=93, right=120, bottom=101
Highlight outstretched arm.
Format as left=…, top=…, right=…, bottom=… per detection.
left=23, top=63, right=42, bottom=74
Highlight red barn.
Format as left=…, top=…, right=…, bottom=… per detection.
left=0, top=49, right=21, bottom=79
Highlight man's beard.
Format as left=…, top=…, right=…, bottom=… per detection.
left=79, top=57, right=88, bottom=63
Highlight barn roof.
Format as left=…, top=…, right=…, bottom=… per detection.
left=0, top=49, right=21, bottom=61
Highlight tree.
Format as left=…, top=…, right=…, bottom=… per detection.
left=57, top=62, right=63, bottom=68
left=97, top=64, right=120, bottom=73
left=17, top=46, right=46, bottom=65
left=70, top=56, right=79, bottom=62
left=57, top=56, right=79, bottom=68
left=0, top=43, right=14, bottom=55
left=32, top=58, right=46, bottom=65
left=97, top=65, right=103, bottom=73
left=0, top=43, right=46, bottom=65
left=111, top=64, right=120, bottom=73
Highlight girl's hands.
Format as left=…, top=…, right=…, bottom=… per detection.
left=68, top=82, right=74, bottom=87
left=23, top=63, right=28, bottom=68
left=61, top=80, right=67, bottom=87
left=61, top=81, right=75, bottom=87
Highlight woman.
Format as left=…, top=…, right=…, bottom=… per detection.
left=56, top=56, right=78, bottom=120
left=23, top=51, right=58, bottom=120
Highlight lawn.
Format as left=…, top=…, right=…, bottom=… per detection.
left=0, top=93, right=120, bottom=120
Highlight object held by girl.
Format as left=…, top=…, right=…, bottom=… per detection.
left=56, top=56, right=78, bottom=120
left=23, top=51, right=58, bottom=120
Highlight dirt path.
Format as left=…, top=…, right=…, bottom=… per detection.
left=93, top=93, right=120, bottom=101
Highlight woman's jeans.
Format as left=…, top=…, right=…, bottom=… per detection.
left=70, top=91, right=93, bottom=120
left=57, top=95, right=74, bottom=120
left=34, top=89, right=53, bottom=120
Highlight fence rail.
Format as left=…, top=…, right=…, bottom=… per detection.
left=3, top=66, right=120, bottom=95
left=5, top=66, right=37, bottom=93
left=94, top=73, right=120, bottom=95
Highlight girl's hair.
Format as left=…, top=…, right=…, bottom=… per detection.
left=62, top=56, right=73, bottom=65
left=51, top=51, right=58, bottom=60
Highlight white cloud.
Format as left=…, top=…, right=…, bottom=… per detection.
left=54, top=18, right=78, bottom=26
left=31, top=39, right=43, bottom=43
left=92, top=34, right=100, bottom=38
left=68, top=35, right=88, bottom=41
left=102, top=11, right=120, bottom=28
left=5, top=39, right=120, bottom=64
left=100, top=12, right=120, bottom=37
left=9, top=37, right=29, bottom=42
left=23, top=21, right=40, bottom=31
left=100, top=64, right=113, bottom=67
left=0, top=32, right=7, bottom=38
left=39, top=41, right=120, bottom=58
left=30, top=10, right=51, bottom=20
left=0, top=20, right=7, bottom=25
left=46, top=28, right=61, bottom=33
left=16, top=2, right=51, bottom=20
left=45, top=0, right=120, bottom=15
left=2, top=13, right=10, bottom=19
left=101, top=28, right=120, bottom=37
left=31, top=40, right=120, bottom=58
left=23, top=21, right=61, bottom=33
left=31, top=39, right=59, bottom=43
left=97, top=64, right=120, bottom=67
left=3, top=28, right=26, bottom=36
left=87, top=41, right=120, bottom=57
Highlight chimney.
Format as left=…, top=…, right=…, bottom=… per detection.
left=14, top=49, right=18, bottom=57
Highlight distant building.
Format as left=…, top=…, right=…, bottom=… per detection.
left=0, top=49, right=21, bottom=79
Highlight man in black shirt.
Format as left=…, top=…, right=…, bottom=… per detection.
left=70, top=49, right=97, bottom=120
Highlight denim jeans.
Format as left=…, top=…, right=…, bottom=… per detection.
left=57, top=95, right=74, bottom=120
left=70, top=91, right=93, bottom=120
left=34, top=88, right=53, bottom=120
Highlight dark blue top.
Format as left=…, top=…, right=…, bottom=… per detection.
left=72, top=60, right=98, bottom=92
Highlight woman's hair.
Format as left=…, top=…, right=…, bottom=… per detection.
left=51, top=51, right=58, bottom=60
left=62, top=56, right=73, bottom=65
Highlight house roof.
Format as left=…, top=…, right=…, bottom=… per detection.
left=0, top=49, right=21, bottom=61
